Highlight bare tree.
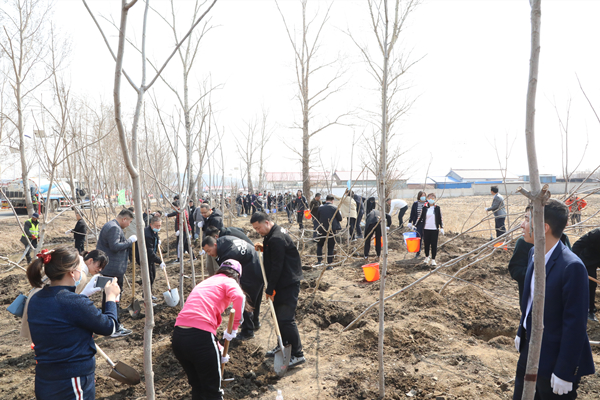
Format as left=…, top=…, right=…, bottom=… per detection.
left=0, top=0, right=53, bottom=217
left=516, top=1, right=546, bottom=399
left=234, top=118, right=259, bottom=193
left=275, top=0, right=350, bottom=196
left=257, top=109, right=273, bottom=191
left=83, top=0, right=218, bottom=397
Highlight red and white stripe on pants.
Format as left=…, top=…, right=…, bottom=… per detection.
left=71, top=377, right=84, bottom=399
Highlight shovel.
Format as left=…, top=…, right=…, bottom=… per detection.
left=127, top=242, right=143, bottom=319
left=95, top=343, right=141, bottom=385
left=259, top=252, right=292, bottom=377
left=158, top=246, right=179, bottom=307
left=221, top=309, right=235, bottom=386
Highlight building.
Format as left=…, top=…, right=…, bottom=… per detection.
left=264, top=171, right=331, bottom=192
left=446, top=168, right=521, bottom=184
left=332, top=170, right=407, bottom=190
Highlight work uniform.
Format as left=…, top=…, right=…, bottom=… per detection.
left=21, top=218, right=39, bottom=263
left=72, top=218, right=87, bottom=254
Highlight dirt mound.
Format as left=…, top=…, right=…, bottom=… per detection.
left=403, top=288, right=445, bottom=308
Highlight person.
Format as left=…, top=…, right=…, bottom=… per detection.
left=315, top=194, right=342, bottom=267
left=172, top=260, right=246, bottom=400
left=25, top=246, right=120, bottom=400
left=285, top=192, right=294, bottom=223
left=205, top=225, right=253, bottom=245
left=565, top=194, right=587, bottom=226
left=251, top=212, right=305, bottom=368
left=135, top=215, right=165, bottom=300
left=309, top=193, right=322, bottom=239
left=507, top=206, right=572, bottom=304
left=77, top=249, right=110, bottom=297
left=408, top=191, right=427, bottom=258
left=292, top=190, right=309, bottom=230
left=96, top=208, right=136, bottom=337
left=386, top=198, right=408, bottom=229
left=364, top=207, right=392, bottom=261
left=366, top=196, right=376, bottom=215
left=192, top=201, right=204, bottom=240
left=188, top=200, right=196, bottom=234
left=66, top=210, right=88, bottom=254
left=21, top=212, right=40, bottom=264
left=338, top=191, right=358, bottom=239
left=415, top=193, right=444, bottom=266
left=236, top=192, right=244, bottom=217
left=352, top=191, right=365, bottom=239
left=142, top=209, right=150, bottom=227
left=486, top=186, right=506, bottom=238
left=572, top=227, right=600, bottom=322
left=202, top=236, right=263, bottom=340
left=123, top=207, right=136, bottom=262
left=200, top=203, right=224, bottom=276
left=167, top=201, right=192, bottom=263
left=513, top=199, right=595, bottom=399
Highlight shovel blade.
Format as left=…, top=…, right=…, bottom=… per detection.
left=273, top=344, right=292, bottom=377
left=128, top=299, right=143, bottom=320
left=163, top=288, right=180, bottom=307
left=109, top=361, right=141, bottom=385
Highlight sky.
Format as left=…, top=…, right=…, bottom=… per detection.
left=3, top=0, right=600, bottom=184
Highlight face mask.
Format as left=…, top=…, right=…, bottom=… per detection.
left=420, top=196, right=426, bottom=202
left=153, top=228, right=161, bottom=233
left=428, top=199, right=435, bottom=205
left=73, top=270, right=82, bottom=287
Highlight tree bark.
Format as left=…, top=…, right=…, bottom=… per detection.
left=521, top=1, right=544, bottom=399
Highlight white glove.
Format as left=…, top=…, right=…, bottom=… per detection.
left=514, top=335, right=520, bottom=352
left=386, top=227, right=390, bottom=231
left=197, top=220, right=204, bottom=228
left=199, top=249, right=206, bottom=256
left=221, top=353, right=230, bottom=364
left=175, top=230, right=180, bottom=237
left=65, top=230, right=72, bottom=235
left=551, top=373, right=573, bottom=395
left=407, top=223, right=413, bottom=230
left=160, top=262, right=166, bottom=269
left=129, top=235, right=137, bottom=243
left=158, top=240, right=161, bottom=245
left=439, top=228, right=445, bottom=236
left=485, top=207, right=490, bottom=211
left=223, top=329, right=237, bottom=342
left=81, top=275, right=102, bottom=297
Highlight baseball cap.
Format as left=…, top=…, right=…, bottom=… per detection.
left=32, top=213, right=40, bottom=218
left=220, top=259, right=242, bottom=277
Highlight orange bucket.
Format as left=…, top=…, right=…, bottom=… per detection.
left=406, top=237, right=421, bottom=253
left=494, top=242, right=508, bottom=250
left=362, top=263, right=380, bottom=282
left=304, top=210, right=312, bottom=219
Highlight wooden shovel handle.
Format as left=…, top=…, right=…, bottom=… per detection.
left=131, top=242, right=136, bottom=299
left=158, top=246, right=171, bottom=290
left=95, top=344, right=116, bottom=368
left=221, top=309, right=235, bottom=377
left=589, top=276, right=600, bottom=285
left=259, top=253, right=284, bottom=342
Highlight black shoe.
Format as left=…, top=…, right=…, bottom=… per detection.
left=289, top=355, right=306, bottom=368
left=266, top=345, right=280, bottom=358
left=253, top=322, right=261, bottom=331
left=414, top=254, right=420, bottom=259
left=235, top=331, right=254, bottom=341
left=111, top=325, right=132, bottom=338
left=326, top=266, right=333, bottom=270
left=589, top=312, right=598, bottom=322
left=172, top=259, right=180, bottom=264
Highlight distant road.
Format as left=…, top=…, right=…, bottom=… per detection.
left=0, top=210, right=17, bottom=221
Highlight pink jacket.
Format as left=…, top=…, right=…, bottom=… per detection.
left=175, top=274, right=245, bottom=335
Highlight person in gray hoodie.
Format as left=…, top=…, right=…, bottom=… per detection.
left=486, top=186, right=506, bottom=238
left=96, top=208, right=137, bottom=337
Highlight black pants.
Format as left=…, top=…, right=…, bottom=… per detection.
left=414, top=222, right=424, bottom=255
left=176, top=231, right=190, bottom=259
left=317, top=236, right=336, bottom=264
left=513, top=335, right=580, bottom=400
left=348, top=217, right=357, bottom=239
left=240, top=279, right=263, bottom=335
left=20, top=236, right=37, bottom=263
left=364, top=223, right=382, bottom=257
left=495, top=217, right=506, bottom=238
left=172, top=327, right=223, bottom=400
left=102, top=273, right=124, bottom=325
left=274, top=282, right=303, bottom=357
left=355, top=212, right=363, bottom=238
left=297, top=211, right=304, bottom=229
left=586, top=263, right=597, bottom=313
left=149, top=262, right=156, bottom=290
left=286, top=205, right=293, bottom=222
left=312, top=218, right=319, bottom=238
left=571, top=212, right=581, bottom=226
left=398, top=205, right=408, bottom=228
left=75, top=239, right=85, bottom=255
left=423, top=229, right=439, bottom=260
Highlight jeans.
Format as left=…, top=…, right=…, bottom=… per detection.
left=102, top=273, right=124, bottom=325
left=273, top=282, right=303, bottom=357
left=172, top=327, right=224, bottom=400
left=296, top=211, right=304, bottom=229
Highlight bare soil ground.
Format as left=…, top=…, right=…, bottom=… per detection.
left=1, top=196, right=599, bottom=399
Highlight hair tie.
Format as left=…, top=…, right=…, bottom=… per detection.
left=36, top=249, right=54, bottom=264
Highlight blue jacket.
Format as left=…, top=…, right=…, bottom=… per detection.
left=517, top=241, right=595, bottom=381
left=28, top=286, right=118, bottom=380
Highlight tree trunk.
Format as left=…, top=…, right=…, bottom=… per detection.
left=521, top=1, right=544, bottom=399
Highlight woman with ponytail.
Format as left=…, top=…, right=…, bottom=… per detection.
left=25, top=245, right=120, bottom=400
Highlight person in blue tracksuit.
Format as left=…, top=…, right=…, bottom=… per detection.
left=26, top=245, right=120, bottom=400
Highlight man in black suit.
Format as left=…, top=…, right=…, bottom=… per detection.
left=513, top=199, right=595, bottom=399
left=315, top=194, right=342, bottom=267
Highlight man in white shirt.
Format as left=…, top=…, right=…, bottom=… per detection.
left=513, top=199, right=594, bottom=399
left=386, top=198, right=408, bottom=228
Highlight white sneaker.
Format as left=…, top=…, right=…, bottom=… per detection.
left=431, top=260, right=437, bottom=266
left=424, top=256, right=431, bottom=265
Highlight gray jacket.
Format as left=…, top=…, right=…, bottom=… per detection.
left=96, top=219, right=133, bottom=277
left=489, top=194, right=507, bottom=218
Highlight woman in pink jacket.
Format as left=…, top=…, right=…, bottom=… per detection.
left=172, top=259, right=246, bottom=400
